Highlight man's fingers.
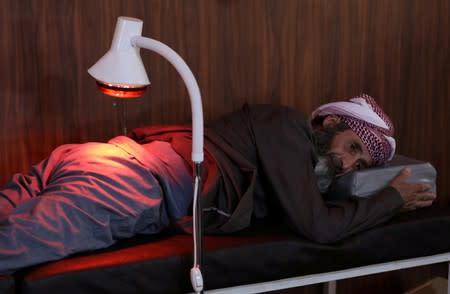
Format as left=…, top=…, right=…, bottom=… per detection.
left=401, top=191, right=436, bottom=212
left=415, top=200, right=434, bottom=208
left=392, top=167, right=437, bottom=212
left=391, top=167, right=411, bottom=183
left=411, top=192, right=436, bottom=209
left=418, top=191, right=436, bottom=201
left=415, top=183, right=432, bottom=192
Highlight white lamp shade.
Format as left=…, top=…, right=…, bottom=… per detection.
left=88, top=17, right=150, bottom=87
left=88, top=16, right=204, bottom=163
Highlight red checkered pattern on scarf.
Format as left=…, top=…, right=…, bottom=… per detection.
left=360, top=94, right=394, bottom=136
left=339, top=94, right=394, bottom=165
left=340, top=116, right=392, bottom=165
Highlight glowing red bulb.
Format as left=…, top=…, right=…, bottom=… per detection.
left=96, top=81, right=148, bottom=98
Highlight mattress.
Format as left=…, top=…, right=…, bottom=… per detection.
left=14, top=205, right=450, bottom=294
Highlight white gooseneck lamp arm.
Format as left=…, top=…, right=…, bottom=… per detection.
left=88, top=17, right=204, bottom=293
left=132, top=36, right=204, bottom=163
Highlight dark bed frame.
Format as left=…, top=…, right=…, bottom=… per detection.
left=1, top=205, right=450, bottom=294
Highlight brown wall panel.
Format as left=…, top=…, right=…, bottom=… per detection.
left=2, top=0, right=447, bottom=202
left=0, top=1, right=449, bottom=290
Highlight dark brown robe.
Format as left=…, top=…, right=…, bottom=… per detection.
left=130, top=104, right=403, bottom=243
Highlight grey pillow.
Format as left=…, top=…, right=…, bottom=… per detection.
left=324, top=155, right=437, bottom=201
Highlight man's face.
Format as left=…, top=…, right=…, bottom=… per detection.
left=313, top=118, right=373, bottom=193
left=327, top=129, right=373, bottom=174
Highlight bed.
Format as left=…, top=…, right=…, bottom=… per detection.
left=0, top=203, right=445, bottom=294
left=0, top=151, right=445, bottom=294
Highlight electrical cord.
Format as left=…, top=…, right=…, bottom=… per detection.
left=190, top=163, right=204, bottom=293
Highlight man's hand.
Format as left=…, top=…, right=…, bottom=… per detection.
left=389, top=167, right=436, bottom=211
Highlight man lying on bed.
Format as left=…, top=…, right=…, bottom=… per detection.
left=0, top=94, right=435, bottom=274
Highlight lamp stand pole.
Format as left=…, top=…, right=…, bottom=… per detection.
left=131, top=36, right=205, bottom=293
left=88, top=16, right=205, bottom=292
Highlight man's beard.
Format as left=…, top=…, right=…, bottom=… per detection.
left=314, top=154, right=342, bottom=193
left=312, top=123, right=348, bottom=193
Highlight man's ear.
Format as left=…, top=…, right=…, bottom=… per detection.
left=322, top=115, right=341, bottom=128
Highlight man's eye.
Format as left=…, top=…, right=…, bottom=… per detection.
left=351, top=141, right=362, bottom=151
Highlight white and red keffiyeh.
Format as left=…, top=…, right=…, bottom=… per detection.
left=311, top=94, right=396, bottom=165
